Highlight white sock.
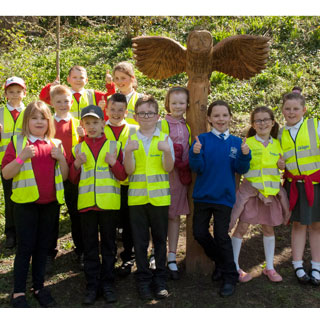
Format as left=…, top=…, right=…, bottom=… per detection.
left=168, top=252, right=178, bottom=271
left=231, top=237, right=242, bottom=271
left=311, top=261, right=320, bottom=280
left=263, top=236, right=275, bottom=270
left=292, top=260, right=305, bottom=277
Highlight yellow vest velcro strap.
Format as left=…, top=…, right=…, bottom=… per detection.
left=79, top=184, right=95, bottom=194
left=128, top=188, right=148, bottom=197
left=129, top=174, right=146, bottom=182
left=96, top=185, right=120, bottom=194
left=147, top=174, right=169, bottom=183
left=149, top=188, right=170, bottom=198
left=13, top=178, right=37, bottom=189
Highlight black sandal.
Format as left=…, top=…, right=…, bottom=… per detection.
left=167, top=261, right=180, bottom=280
left=294, top=267, right=310, bottom=284
left=11, top=294, right=30, bottom=308
left=34, top=288, right=57, bottom=307
left=310, top=269, right=320, bottom=286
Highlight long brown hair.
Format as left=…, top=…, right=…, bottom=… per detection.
left=22, top=101, right=55, bottom=139
left=247, top=106, right=279, bottom=139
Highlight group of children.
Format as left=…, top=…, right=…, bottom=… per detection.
left=0, top=59, right=319, bottom=307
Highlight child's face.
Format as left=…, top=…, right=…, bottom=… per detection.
left=81, top=116, right=105, bottom=138
left=5, top=84, right=26, bottom=107
left=51, top=93, right=72, bottom=117
left=67, top=69, right=88, bottom=92
left=113, top=70, right=134, bottom=95
left=282, top=99, right=306, bottom=126
left=169, top=92, right=188, bottom=119
left=134, top=103, right=159, bottom=130
left=28, top=110, right=49, bottom=138
left=252, top=111, right=274, bottom=139
left=207, top=105, right=231, bottom=133
left=106, top=101, right=128, bottom=126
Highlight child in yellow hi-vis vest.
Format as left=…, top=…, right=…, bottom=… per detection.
left=2, top=101, right=68, bottom=308
left=124, top=95, right=175, bottom=300
left=69, top=105, right=127, bottom=305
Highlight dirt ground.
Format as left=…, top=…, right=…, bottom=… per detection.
left=1, top=212, right=320, bottom=309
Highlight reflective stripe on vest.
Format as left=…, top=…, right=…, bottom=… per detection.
left=73, top=140, right=121, bottom=210
left=0, top=107, right=25, bottom=164
left=125, top=92, right=139, bottom=125
left=128, top=132, right=171, bottom=206
left=157, top=119, right=191, bottom=146
left=11, top=135, right=64, bottom=204
left=69, top=90, right=96, bottom=120
left=243, top=136, right=282, bottom=197
left=279, top=119, right=320, bottom=181
left=104, top=122, right=138, bottom=186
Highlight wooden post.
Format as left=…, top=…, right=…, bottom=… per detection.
left=56, top=16, right=60, bottom=81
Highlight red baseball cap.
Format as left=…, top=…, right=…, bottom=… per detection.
left=4, top=77, right=26, bottom=90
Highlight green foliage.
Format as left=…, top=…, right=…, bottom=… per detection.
left=0, top=16, right=319, bottom=119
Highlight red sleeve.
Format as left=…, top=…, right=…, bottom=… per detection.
left=1, top=141, right=17, bottom=169
left=110, top=149, right=127, bottom=181
left=39, top=83, right=52, bottom=105
left=68, top=153, right=81, bottom=185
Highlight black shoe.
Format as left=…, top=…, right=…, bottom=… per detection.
left=83, top=290, right=97, bottom=305
left=294, top=267, right=310, bottom=284
left=168, top=261, right=180, bottom=280
left=11, top=294, right=30, bottom=308
left=138, top=283, right=153, bottom=301
left=116, top=260, right=133, bottom=277
left=34, top=288, right=57, bottom=307
left=45, top=256, right=55, bottom=275
left=102, top=285, right=117, bottom=303
left=154, top=283, right=169, bottom=299
left=310, top=269, right=320, bottom=286
left=5, top=236, right=16, bottom=249
left=211, top=268, right=223, bottom=282
left=219, top=283, right=236, bottom=297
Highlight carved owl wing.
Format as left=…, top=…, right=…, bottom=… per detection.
left=132, top=36, right=187, bottom=80
left=211, top=35, right=270, bottom=80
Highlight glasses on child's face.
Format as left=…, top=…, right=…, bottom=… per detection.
left=135, top=112, right=157, bottom=119
left=253, top=118, right=272, bottom=125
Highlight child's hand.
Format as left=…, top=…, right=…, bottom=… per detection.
left=105, top=149, right=117, bottom=167
left=19, top=141, right=35, bottom=162
left=241, top=138, right=250, bottom=155
left=98, top=96, right=106, bottom=111
left=77, top=125, right=85, bottom=137
left=277, top=153, right=285, bottom=170
left=74, top=147, right=87, bottom=168
left=105, top=70, right=112, bottom=84
left=51, top=142, right=64, bottom=161
left=125, top=136, right=139, bottom=153
left=158, top=136, right=170, bottom=153
left=193, top=136, right=202, bottom=154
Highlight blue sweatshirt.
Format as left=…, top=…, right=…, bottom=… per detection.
left=189, top=132, right=251, bottom=208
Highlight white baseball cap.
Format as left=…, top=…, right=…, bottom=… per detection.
left=4, top=77, right=26, bottom=90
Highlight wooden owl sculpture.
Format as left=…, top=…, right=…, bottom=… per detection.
left=132, top=30, right=270, bottom=82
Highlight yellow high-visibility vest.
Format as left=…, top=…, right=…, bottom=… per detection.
left=104, top=122, right=138, bottom=186
left=128, top=132, right=171, bottom=206
left=11, top=135, right=64, bottom=204
left=243, top=136, right=282, bottom=197
left=70, top=117, right=80, bottom=147
left=278, top=118, right=320, bottom=182
left=125, top=92, right=139, bottom=125
left=69, top=89, right=96, bottom=120
left=0, top=106, right=25, bottom=164
left=156, top=118, right=192, bottom=146
left=73, top=139, right=121, bottom=210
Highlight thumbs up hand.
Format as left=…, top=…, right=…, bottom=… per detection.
left=193, top=136, right=202, bottom=154
left=158, top=135, right=170, bottom=152
left=51, top=142, right=64, bottom=161
left=74, top=146, right=87, bottom=169
left=98, top=96, right=106, bottom=111
left=277, top=153, right=286, bottom=170
left=105, top=70, right=113, bottom=84
left=105, top=148, right=117, bottom=167
left=125, top=135, right=139, bottom=153
left=77, top=125, right=85, bottom=137
left=241, top=137, right=250, bottom=155
left=19, top=140, right=36, bottom=161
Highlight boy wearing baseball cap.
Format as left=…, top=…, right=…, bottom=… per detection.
left=68, top=105, right=127, bottom=305
left=0, top=76, right=27, bottom=249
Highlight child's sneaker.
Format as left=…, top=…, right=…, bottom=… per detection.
left=263, top=268, right=282, bottom=282
left=238, top=269, right=252, bottom=283
left=149, top=254, right=156, bottom=270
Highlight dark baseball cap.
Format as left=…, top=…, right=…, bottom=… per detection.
left=81, top=105, right=104, bottom=120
